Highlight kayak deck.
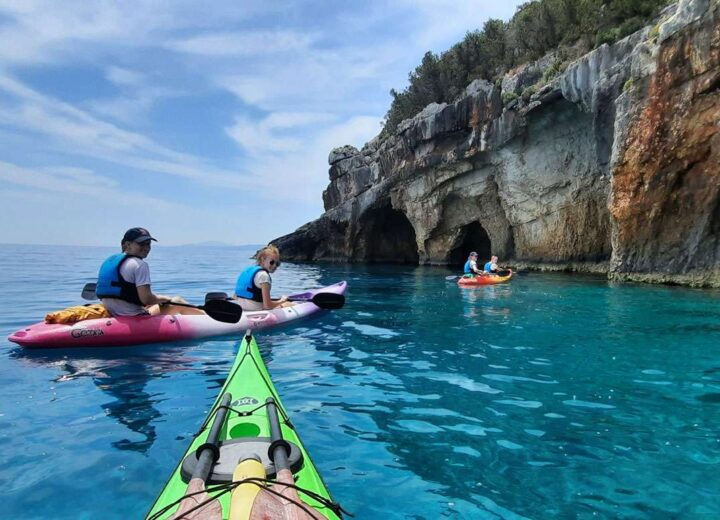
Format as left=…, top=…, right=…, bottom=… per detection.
left=146, top=332, right=342, bottom=519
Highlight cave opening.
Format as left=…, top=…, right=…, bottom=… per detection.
left=356, top=207, right=419, bottom=264
left=448, top=221, right=492, bottom=265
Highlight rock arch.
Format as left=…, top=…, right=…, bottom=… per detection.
left=448, top=221, right=492, bottom=265
left=353, top=206, right=419, bottom=263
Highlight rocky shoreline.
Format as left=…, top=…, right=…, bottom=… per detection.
left=273, top=0, right=719, bottom=288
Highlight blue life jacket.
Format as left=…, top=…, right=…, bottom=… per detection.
left=234, top=266, right=270, bottom=302
left=484, top=261, right=495, bottom=273
left=96, top=253, right=143, bottom=305
left=464, top=260, right=473, bottom=274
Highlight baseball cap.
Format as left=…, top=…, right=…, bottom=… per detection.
left=469, top=251, right=478, bottom=257
left=122, top=227, right=157, bottom=243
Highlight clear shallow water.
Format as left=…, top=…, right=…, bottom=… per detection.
left=1, top=244, right=719, bottom=519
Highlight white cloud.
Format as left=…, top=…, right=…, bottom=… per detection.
left=105, top=66, right=144, bottom=87
left=87, top=85, right=184, bottom=124
left=236, top=114, right=383, bottom=203
left=217, top=47, right=394, bottom=113
left=87, top=96, right=156, bottom=124
left=220, top=76, right=274, bottom=107
left=40, top=166, right=119, bottom=189
left=226, top=111, right=336, bottom=154
left=0, top=75, right=253, bottom=189
left=0, top=1, right=278, bottom=64
left=396, top=0, right=522, bottom=49
left=0, top=2, right=139, bottom=63
left=0, top=160, right=170, bottom=207
left=167, top=30, right=318, bottom=57
left=92, top=66, right=188, bottom=124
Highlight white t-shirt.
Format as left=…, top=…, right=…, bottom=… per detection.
left=101, top=257, right=152, bottom=316
left=236, top=270, right=272, bottom=311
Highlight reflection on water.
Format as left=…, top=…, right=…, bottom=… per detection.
left=11, top=346, right=201, bottom=453
left=459, top=282, right=513, bottom=320
left=98, top=362, right=159, bottom=452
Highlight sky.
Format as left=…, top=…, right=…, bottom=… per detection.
left=0, top=0, right=525, bottom=246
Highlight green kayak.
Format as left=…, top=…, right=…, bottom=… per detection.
left=146, top=332, right=345, bottom=520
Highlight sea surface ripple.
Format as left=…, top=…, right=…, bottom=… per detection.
left=1, top=245, right=719, bottom=518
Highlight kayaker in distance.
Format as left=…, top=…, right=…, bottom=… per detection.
left=233, top=244, right=294, bottom=311
left=97, top=227, right=204, bottom=317
left=484, top=255, right=500, bottom=274
left=464, top=251, right=485, bottom=276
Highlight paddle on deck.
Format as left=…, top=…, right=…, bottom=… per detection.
left=81, top=283, right=243, bottom=323
left=205, top=291, right=345, bottom=310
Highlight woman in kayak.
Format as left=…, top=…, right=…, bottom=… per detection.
left=463, top=251, right=485, bottom=276
left=97, top=227, right=204, bottom=317
left=233, top=245, right=294, bottom=311
left=484, top=255, right=500, bottom=274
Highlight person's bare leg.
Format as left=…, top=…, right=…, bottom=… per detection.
left=147, top=297, right=205, bottom=316
left=159, top=304, right=205, bottom=316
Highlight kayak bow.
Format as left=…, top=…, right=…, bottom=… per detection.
left=145, top=332, right=345, bottom=520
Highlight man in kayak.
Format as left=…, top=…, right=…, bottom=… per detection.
left=484, top=255, right=500, bottom=274
left=97, top=227, right=204, bottom=317
left=233, top=244, right=294, bottom=311
left=463, top=251, right=485, bottom=276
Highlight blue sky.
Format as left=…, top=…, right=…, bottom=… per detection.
left=0, top=1, right=524, bottom=246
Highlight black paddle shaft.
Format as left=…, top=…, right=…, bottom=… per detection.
left=266, top=397, right=291, bottom=471
left=193, top=393, right=232, bottom=481
left=183, top=299, right=242, bottom=324
left=204, top=291, right=345, bottom=310
left=81, top=283, right=241, bottom=323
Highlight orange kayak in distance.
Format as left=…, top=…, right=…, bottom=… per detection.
left=457, top=270, right=513, bottom=286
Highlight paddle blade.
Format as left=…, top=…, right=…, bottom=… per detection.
left=201, top=299, right=243, bottom=323
left=310, top=292, right=345, bottom=309
left=204, top=291, right=229, bottom=303
left=445, top=275, right=460, bottom=281
left=81, top=283, right=98, bottom=300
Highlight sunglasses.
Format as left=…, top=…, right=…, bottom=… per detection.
left=268, top=259, right=281, bottom=267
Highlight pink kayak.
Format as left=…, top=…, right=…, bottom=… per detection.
left=8, top=281, right=347, bottom=349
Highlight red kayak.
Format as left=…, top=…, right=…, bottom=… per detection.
left=457, top=270, right=513, bottom=286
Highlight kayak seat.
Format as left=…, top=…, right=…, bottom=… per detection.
left=180, top=437, right=303, bottom=484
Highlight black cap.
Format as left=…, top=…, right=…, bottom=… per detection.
left=469, top=251, right=478, bottom=257
left=122, top=227, right=157, bottom=243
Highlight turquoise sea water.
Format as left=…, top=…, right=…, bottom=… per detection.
left=1, top=244, right=719, bottom=519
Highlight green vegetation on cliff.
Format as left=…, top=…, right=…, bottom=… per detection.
left=383, top=0, right=672, bottom=135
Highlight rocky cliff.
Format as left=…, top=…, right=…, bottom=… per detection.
left=273, top=0, right=720, bottom=287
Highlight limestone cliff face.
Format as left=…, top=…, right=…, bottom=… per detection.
left=609, top=0, right=719, bottom=286
left=274, top=0, right=720, bottom=287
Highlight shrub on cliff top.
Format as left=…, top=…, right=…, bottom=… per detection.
left=381, top=0, right=672, bottom=137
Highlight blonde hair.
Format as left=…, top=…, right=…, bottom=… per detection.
left=257, top=244, right=280, bottom=264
